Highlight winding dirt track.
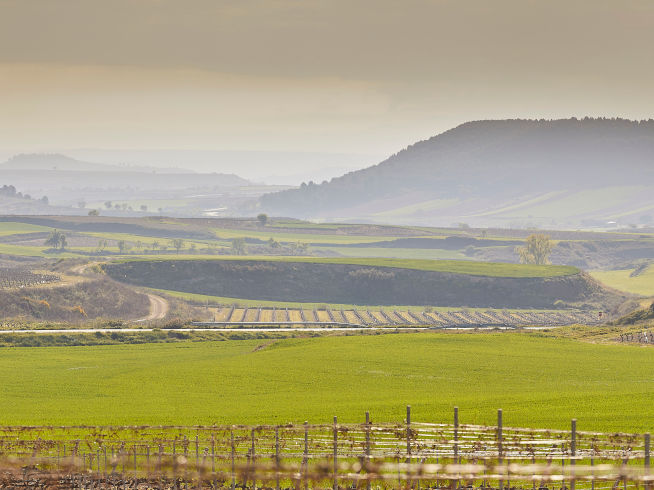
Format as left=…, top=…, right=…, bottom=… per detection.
left=68, top=262, right=169, bottom=322
left=137, top=294, right=169, bottom=322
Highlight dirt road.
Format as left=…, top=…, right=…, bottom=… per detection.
left=136, top=294, right=169, bottom=322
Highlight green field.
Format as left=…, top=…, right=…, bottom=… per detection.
left=1, top=333, right=651, bottom=432
left=118, top=256, right=578, bottom=278
left=590, top=266, right=654, bottom=297
left=0, top=222, right=53, bottom=236
left=315, top=246, right=469, bottom=261
left=157, top=288, right=565, bottom=314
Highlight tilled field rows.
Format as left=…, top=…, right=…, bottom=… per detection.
left=208, top=306, right=601, bottom=327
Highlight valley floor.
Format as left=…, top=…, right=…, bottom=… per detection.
left=1, top=332, right=651, bottom=433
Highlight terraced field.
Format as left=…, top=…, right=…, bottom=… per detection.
left=106, top=258, right=619, bottom=310
left=203, top=306, right=600, bottom=328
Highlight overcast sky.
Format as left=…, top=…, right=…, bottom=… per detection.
left=1, top=0, right=654, bottom=177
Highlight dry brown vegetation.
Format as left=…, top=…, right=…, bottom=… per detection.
left=0, top=278, right=149, bottom=322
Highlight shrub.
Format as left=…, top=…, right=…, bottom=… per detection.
left=71, top=305, right=87, bottom=317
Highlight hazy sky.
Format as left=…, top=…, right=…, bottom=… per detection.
left=1, top=0, right=654, bottom=175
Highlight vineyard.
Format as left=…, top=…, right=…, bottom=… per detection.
left=0, top=267, right=59, bottom=289
left=0, top=408, right=650, bottom=488
left=199, top=306, right=602, bottom=328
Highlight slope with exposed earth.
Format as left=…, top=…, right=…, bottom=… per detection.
left=104, top=257, right=625, bottom=310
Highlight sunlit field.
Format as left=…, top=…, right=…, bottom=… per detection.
left=1, top=332, right=651, bottom=432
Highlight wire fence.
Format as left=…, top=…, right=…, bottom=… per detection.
left=0, top=407, right=650, bottom=489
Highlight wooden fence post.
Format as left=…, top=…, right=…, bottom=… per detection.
left=303, top=421, right=309, bottom=490
left=365, top=411, right=371, bottom=490
left=251, top=428, right=256, bottom=490
left=333, top=416, right=338, bottom=490
left=231, top=429, right=236, bottom=490
left=646, top=433, right=651, bottom=490
left=454, top=406, right=459, bottom=463
left=570, top=419, right=577, bottom=490
left=275, top=426, right=280, bottom=490
left=406, top=405, right=412, bottom=456
left=211, top=433, right=216, bottom=485
left=498, top=409, right=503, bottom=490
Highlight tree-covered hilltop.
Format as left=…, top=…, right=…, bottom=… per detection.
left=260, top=118, right=654, bottom=226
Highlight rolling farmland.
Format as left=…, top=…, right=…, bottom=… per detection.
left=105, top=258, right=617, bottom=310
left=0, top=267, right=59, bottom=288
left=1, top=333, right=652, bottom=431
left=200, top=305, right=600, bottom=328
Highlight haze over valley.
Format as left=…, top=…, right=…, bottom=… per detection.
left=1, top=3, right=654, bottom=485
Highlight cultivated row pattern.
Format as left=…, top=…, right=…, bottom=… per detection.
left=204, top=306, right=602, bottom=328
left=0, top=267, right=59, bottom=289
left=0, top=408, right=649, bottom=488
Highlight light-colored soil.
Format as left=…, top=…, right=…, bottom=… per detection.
left=136, top=294, right=169, bottom=322
left=288, top=310, right=302, bottom=322
left=315, top=310, right=330, bottom=322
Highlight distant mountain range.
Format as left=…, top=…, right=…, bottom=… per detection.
left=1, top=153, right=188, bottom=174
left=260, top=118, right=654, bottom=228
left=0, top=153, right=250, bottom=198
left=0, top=153, right=255, bottom=216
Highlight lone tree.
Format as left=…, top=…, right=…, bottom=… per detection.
left=516, top=234, right=553, bottom=265
left=44, top=229, right=66, bottom=250
left=170, top=238, right=185, bottom=254
left=257, top=213, right=268, bottom=226
left=231, top=237, right=247, bottom=255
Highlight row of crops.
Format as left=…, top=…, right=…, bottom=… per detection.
left=0, top=411, right=649, bottom=488
left=205, top=306, right=602, bottom=327
left=0, top=267, right=59, bottom=289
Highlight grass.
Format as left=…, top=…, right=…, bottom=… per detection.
left=0, top=222, right=53, bottom=236
left=0, top=332, right=651, bottom=432
left=0, top=243, right=81, bottom=258
left=118, top=256, right=579, bottom=278
left=490, top=186, right=647, bottom=219
left=155, top=288, right=564, bottom=314
left=157, top=288, right=436, bottom=311
left=210, top=227, right=404, bottom=244
left=590, top=266, right=654, bottom=296
left=316, top=246, right=470, bottom=261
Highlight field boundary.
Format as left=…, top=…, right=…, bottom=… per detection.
left=200, top=305, right=602, bottom=328
left=0, top=407, right=650, bottom=488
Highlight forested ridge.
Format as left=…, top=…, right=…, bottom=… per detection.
left=260, top=118, right=654, bottom=218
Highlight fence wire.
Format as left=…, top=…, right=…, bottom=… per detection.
left=0, top=411, right=650, bottom=489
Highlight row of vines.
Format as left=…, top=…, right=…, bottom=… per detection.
left=0, top=411, right=649, bottom=488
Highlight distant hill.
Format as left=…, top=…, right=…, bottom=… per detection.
left=1, top=153, right=187, bottom=173
left=260, top=118, right=654, bottom=228
left=0, top=153, right=251, bottom=195
left=0, top=153, right=254, bottom=216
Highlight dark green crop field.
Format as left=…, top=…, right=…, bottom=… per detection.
left=1, top=333, right=651, bottom=432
